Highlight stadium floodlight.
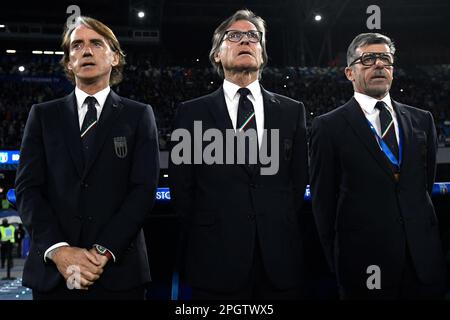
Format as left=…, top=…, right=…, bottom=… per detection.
left=6, top=50, right=16, bottom=54
left=18, top=66, right=25, bottom=72
left=314, top=14, right=322, bottom=22
left=55, top=51, right=64, bottom=55
left=137, top=11, right=145, bottom=18
left=0, top=25, right=5, bottom=28
left=32, top=50, right=43, bottom=54
left=44, top=51, right=54, bottom=55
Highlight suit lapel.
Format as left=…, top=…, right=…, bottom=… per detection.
left=206, top=85, right=281, bottom=132
left=206, top=87, right=233, bottom=131
left=261, top=86, right=281, bottom=164
left=342, top=97, right=394, bottom=180
left=82, top=90, right=123, bottom=179
left=262, top=86, right=281, bottom=132
left=206, top=87, right=250, bottom=174
left=240, top=85, right=281, bottom=177
left=205, top=85, right=281, bottom=176
left=59, top=92, right=83, bottom=177
left=392, top=100, right=412, bottom=174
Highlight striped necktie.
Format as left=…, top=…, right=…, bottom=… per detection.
left=237, top=88, right=258, bottom=167
left=80, top=96, right=98, bottom=164
left=375, top=101, right=399, bottom=165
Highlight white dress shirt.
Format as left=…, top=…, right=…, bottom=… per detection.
left=354, top=92, right=400, bottom=145
left=44, top=86, right=116, bottom=262
left=223, top=79, right=264, bottom=149
left=75, top=86, right=110, bottom=128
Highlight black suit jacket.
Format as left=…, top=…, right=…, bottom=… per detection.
left=310, top=97, right=446, bottom=289
left=169, top=86, right=308, bottom=292
left=15, top=90, right=160, bottom=292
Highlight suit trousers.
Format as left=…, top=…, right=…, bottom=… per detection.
left=339, top=243, right=446, bottom=300
left=191, top=229, right=303, bottom=300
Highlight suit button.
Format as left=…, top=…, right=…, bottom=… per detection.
left=75, top=215, right=83, bottom=221
left=250, top=184, right=259, bottom=189
left=248, top=214, right=256, bottom=221
left=87, top=216, right=93, bottom=222
left=81, top=182, right=89, bottom=188
left=397, top=217, right=404, bottom=224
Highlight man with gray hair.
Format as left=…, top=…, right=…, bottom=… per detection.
left=310, top=32, right=446, bottom=299
left=169, top=9, right=308, bottom=299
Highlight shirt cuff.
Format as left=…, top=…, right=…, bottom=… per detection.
left=44, top=242, right=70, bottom=262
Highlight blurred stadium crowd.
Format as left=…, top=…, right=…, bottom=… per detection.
left=1, top=54, right=449, bottom=150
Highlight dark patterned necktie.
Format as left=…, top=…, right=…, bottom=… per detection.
left=375, top=101, right=399, bottom=167
left=236, top=88, right=258, bottom=167
left=80, top=96, right=98, bottom=164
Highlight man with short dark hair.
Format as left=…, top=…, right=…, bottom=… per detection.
left=15, top=16, right=160, bottom=299
left=310, top=32, right=447, bottom=299
left=169, top=9, right=308, bottom=299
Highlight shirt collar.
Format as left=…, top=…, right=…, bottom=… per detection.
left=223, top=79, right=261, bottom=101
left=354, top=92, right=393, bottom=114
left=75, top=86, right=111, bottom=110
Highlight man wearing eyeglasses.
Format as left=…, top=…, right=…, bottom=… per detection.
left=169, top=9, right=308, bottom=299
left=310, top=33, right=446, bottom=299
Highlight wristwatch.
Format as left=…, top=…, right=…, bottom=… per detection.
left=94, top=244, right=113, bottom=260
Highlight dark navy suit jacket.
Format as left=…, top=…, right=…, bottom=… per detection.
left=15, top=90, right=160, bottom=292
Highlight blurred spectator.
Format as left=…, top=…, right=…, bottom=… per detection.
left=0, top=218, right=15, bottom=269
left=0, top=54, right=449, bottom=150
left=15, top=223, right=25, bottom=258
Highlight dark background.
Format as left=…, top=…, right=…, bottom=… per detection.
left=1, top=0, right=450, bottom=300
left=1, top=0, right=449, bottom=67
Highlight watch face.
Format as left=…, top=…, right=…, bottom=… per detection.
left=96, top=245, right=106, bottom=255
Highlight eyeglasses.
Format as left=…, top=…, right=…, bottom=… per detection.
left=349, top=52, right=394, bottom=67
left=223, top=30, right=262, bottom=43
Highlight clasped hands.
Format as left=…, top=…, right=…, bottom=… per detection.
left=52, top=246, right=109, bottom=290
